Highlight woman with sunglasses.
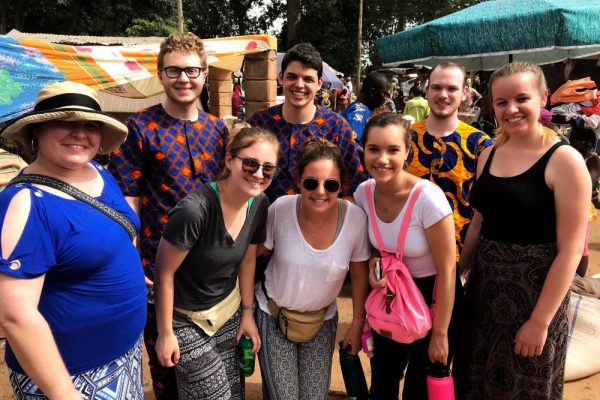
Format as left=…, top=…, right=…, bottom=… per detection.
left=354, top=113, right=456, bottom=399
left=255, top=138, right=370, bottom=399
left=154, top=127, right=279, bottom=400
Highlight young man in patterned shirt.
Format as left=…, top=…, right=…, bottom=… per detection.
left=248, top=43, right=366, bottom=203
left=407, top=62, right=493, bottom=257
left=108, top=32, right=228, bottom=400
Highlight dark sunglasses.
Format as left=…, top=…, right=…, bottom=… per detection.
left=160, top=66, right=205, bottom=79
left=302, top=177, right=341, bottom=193
left=235, top=156, right=279, bottom=179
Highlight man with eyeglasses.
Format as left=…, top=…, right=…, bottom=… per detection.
left=248, top=43, right=366, bottom=204
left=108, top=32, right=228, bottom=400
left=406, top=63, right=492, bottom=257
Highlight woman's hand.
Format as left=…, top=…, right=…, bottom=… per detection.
left=428, top=331, right=449, bottom=365
left=368, top=257, right=386, bottom=289
left=342, top=319, right=363, bottom=355
left=155, top=332, right=180, bottom=367
left=514, top=318, right=548, bottom=357
left=237, top=312, right=261, bottom=354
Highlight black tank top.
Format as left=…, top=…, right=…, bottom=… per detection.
left=469, top=141, right=565, bottom=244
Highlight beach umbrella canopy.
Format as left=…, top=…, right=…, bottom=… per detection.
left=377, top=0, right=600, bottom=71
left=0, top=33, right=277, bottom=123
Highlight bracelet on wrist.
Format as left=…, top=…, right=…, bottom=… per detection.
left=241, top=303, right=256, bottom=311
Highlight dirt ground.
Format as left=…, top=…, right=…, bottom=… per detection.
left=2, top=226, right=600, bottom=399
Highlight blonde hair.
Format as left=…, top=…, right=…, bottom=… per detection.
left=489, top=62, right=556, bottom=146
left=158, top=32, right=207, bottom=70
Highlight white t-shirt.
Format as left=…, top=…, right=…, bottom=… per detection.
left=255, top=195, right=371, bottom=320
left=354, top=179, right=452, bottom=278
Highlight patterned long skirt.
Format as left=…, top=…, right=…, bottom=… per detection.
left=454, top=238, right=569, bottom=400
left=10, top=336, right=144, bottom=400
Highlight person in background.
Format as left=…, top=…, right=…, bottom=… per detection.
left=0, top=81, right=146, bottom=400
left=458, top=77, right=482, bottom=113
left=403, top=85, right=429, bottom=122
left=108, top=32, right=229, bottom=400
left=568, top=127, right=599, bottom=277
left=248, top=43, right=365, bottom=203
left=341, top=71, right=391, bottom=142
left=354, top=113, right=456, bottom=399
left=155, top=128, right=278, bottom=400
left=407, top=62, right=493, bottom=257
left=0, top=143, right=27, bottom=190
left=455, top=62, right=590, bottom=399
left=256, top=138, right=370, bottom=399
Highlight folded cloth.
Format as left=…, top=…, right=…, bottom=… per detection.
left=571, top=276, right=600, bottom=298
left=551, top=77, right=597, bottom=105
left=582, top=98, right=600, bottom=117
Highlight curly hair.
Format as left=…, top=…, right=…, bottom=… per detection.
left=157, top=32, right=206, bottom=70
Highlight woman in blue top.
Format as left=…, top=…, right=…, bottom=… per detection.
left=0, top=81, right=147, bottom=400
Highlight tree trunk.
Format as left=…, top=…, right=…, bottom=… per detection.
left=287, top=0, right=300, bottom=46
left=355, top=0, right=363, bottom=92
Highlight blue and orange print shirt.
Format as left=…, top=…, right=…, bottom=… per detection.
left=249, top=104, right=367, bottom=203
left=407, top=120, right=492, bottom=256
left=108, top=104, right=229, bottom=277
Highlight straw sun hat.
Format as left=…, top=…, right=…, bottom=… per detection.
left=0, top=81, right=128, bottom=160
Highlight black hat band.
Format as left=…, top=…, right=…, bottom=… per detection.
left=34, top=93, right=101, bottom=112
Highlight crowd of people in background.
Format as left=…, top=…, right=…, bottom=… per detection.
left=0, top=30, right=595, bottom=400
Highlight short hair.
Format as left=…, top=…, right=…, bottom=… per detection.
left=281, top=43, right=323, bottom=78
left=219, top=127, right=279, bottom=180
left=360, top=72, right=389, bottom=95
left=430, top=62, right=467, bottom=87
left=409, top=85, right=424, bottom=97
left=158, top=32, right=206, bottom=70
left=296, top=138, right=346, bottom=188
left=361, top=113, right=413, bottom=167
left=489, top=62, right=554, bottom=146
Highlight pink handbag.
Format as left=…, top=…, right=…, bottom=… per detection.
left=364, top=180, right=433, bottom=344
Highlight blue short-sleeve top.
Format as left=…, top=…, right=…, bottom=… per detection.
left=0, top=162, right=147, bottom=375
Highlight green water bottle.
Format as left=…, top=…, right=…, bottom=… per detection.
left=237, top=335, right=255, bottom=377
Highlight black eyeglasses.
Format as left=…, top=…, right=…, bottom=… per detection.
left=160, top=66, right=204, bottom=79
left=235, top=156, right=279, bottom=179
left=302, top=177, right=341, bottom=193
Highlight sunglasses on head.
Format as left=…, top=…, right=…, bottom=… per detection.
left=302, top=177, right=341, bottom=193
left=235, top=156, right=279, bottom=179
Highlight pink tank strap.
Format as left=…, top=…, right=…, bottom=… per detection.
left=365, top=180, right=385, bottom=252
left=364, top=180, right=424, bottom=258
left=396, top=184, right=424, bottom=258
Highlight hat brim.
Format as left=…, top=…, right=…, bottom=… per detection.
left=0, top=108, right=128, bottom=160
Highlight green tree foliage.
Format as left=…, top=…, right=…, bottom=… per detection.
left=1, top=0, right=482, bottom=74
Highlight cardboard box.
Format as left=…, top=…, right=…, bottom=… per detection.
left=244, top=58, right=277, bottom=80
left=209, top=105, right=233, bottom=118
left=208, top=67, right=232, bottom=81
left=244, top=50, right=276, bottom=61
left=209, top=92, right=232, bottom=106
left=208, top=79, right=233, bottom=93
left=244, top=79, right=277, bottom=102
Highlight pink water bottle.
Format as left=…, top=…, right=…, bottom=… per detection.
left=427, top=368, right=454, bottom=400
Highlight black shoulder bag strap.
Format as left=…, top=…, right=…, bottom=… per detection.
left=10, top=174, right=137, bottom=241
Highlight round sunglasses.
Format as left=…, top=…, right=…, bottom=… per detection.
left=302, top=177, right=341, bottom=193
left=235, top=156, right=279, bottom=179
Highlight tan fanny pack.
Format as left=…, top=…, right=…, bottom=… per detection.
left=174, top=280, right=240, bottom=336
left=266, top=298, right=327, bottom=343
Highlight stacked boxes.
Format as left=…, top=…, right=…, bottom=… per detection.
left=244, top=50, right=277, bottom=118
left=208, top=67, right=233, bottom=118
